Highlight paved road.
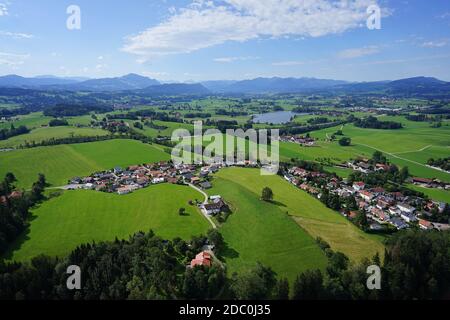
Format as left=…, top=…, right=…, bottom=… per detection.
left=188, top=183, right=217, bottom=229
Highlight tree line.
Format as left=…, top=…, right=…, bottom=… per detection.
left=0, top=173, right=47, bottom=255
left=43, top=104, right=113, bottom=117
left=0, top=228, right=448, bottom=300
left=353, top=116, right=403, bottom=130
left=0, top=124, right=30, bottom=141
left=427, top=157, right=450, bottom=172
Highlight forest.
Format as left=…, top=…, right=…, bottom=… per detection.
left=0, top=227, right=449, bottom=300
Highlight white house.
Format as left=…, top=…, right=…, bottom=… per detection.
left=397, top=203, right=416, bottom=214
left=353, top=182, right=365, bottom=191
left=400, top=212, right=417, bottom=223
left=152, top=177, right=165, bottom=184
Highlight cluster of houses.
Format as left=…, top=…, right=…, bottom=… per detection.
left=411, top=177, right=450, bottom=190
left=285, top=166, right=449, bottom=232
left=345, top=159, right=450, bottom=191
left=280, top=135, right=316, bottom=146
left=67, top=162, right=222, bottom=195
left=345, top=158, right=390, bottom=174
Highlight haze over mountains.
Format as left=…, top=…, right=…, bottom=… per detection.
left=0, top=73, right=449, bottom=96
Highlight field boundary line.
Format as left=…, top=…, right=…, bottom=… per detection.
left=356, top=143, right=443, bottom=173
left=392, top=145, right=433, bottom=155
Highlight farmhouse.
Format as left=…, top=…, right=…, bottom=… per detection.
left=411, top=177, right=433, bottom=186
left=203, top=202, right=223, bottom=215
left=199, top=181, right=212, bottom=190
left=190, top=251, right=212, bottom=268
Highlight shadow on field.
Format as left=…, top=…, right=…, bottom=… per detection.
left=269, top=200, right=287, bottom=208
left=220, top=241, right=239, bottom=260
left=2, top=214, right=36, bottom=261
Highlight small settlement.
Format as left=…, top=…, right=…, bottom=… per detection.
left=280, top=135, right=316, bottom=146
left=285, top=164, right=450, bottom=232
left=68, top=162, right=222, bottom=195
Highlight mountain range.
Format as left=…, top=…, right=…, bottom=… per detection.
left=0, top=74, right=448, bottom=96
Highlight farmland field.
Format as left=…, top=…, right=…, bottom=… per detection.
left=0, top=112, right=53, bottom=130
left=0, top=126, right=110, bottom=148
left=207, top=168, right=384, bottom=282
left=6, top=184, right=210, bottom=261
left=0, top=139, right=170, bottom=188
left=288, top=118, right=450, bottom=182
left=407, top=184, right=450, bottom=203
left=207, top=171, right=328, bottom=283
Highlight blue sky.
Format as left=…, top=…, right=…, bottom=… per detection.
left=0, top=0, right=449, bottom=81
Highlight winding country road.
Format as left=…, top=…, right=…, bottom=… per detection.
left=188, top=183, right=217, bottom=229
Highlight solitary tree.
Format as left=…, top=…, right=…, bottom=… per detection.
left=339, top=137, right=351, bottom=146
left=179, top=208, right=186, bottom=216
left=261, top=187, right=274, bottom=202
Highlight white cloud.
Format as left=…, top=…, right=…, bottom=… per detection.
left=213, top=56, right=259, bottom=63
left=337, top=46, right=380, bottom=59
left=0, top=52, right=30, bottom=66
left=421, top=40, right=448, bottom=48
left=97, top=55, right=104, bottom=60
left=0, top=31, right=33, bottom=39
left=0, top=3, right=8, bottom=16
left=123, top=0, right=383, bottom=61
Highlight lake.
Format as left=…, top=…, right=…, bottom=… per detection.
left=252, top=111, right=307, bottom=124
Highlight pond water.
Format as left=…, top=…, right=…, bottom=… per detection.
left=252, top=111, right=307, bottom=124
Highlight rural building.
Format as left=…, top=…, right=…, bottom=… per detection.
left=190, top=251, right=212, bottom=268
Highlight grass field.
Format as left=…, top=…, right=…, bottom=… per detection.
left=210, top=168, right=384, bottom=268
left=127, top=120, right=196, bottom=138
left=0, top=126, right=110, bottom=148
left=207, top=171, right=328, bottom=283
left=283, top=117, right=450, bottom=182
left=6, top=184, right=210, bottom=261
left=0, top=139, right=170, bottom=188
left=407, top=184, right=450, bottom=203
left=0, top=112, right=53, bottom=130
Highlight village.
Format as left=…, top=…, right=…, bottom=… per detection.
left=66, top=160, right=238, bottom=220
left=279, top=135, right=316, bottom=146
left=66, top=153, right=449, bottom=236
left=284, top=162, right=450, bottom=233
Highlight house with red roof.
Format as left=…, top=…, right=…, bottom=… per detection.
left=190, top=251, right=212, bottom=268
left=419, top=219, right=433, bottom=230
left=353, top=181, right=365, bottom=191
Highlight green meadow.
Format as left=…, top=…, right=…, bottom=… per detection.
left=0, top=126, right=110, bottom=148
left=0, top=139, right=170, bottom=188
left=207, top=170, right=328, bottom=283
left=0, top=112, right=53, bottom=130
left=284, top=117, right=450, bottom=182
left=206, top=168, right=385, bottom=282
left=407, top=184, right=450, bottom=203
left=211, top=168, right=384, bottom=265
left=7, top=184, right=210, bottom=261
